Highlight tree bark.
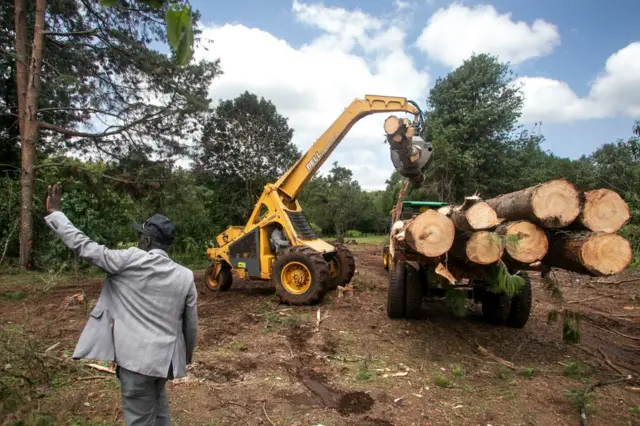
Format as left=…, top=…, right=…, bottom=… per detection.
left=17, top=0, right=47, bottom=269
left=576, top=189, right=631, bottom=233
left=450, top=231, right=504, bottom=265
left=404, top=210, right=455, bottom=258
left=496, top=220, right=548, bottom=264
left=448, top=195, right=498, bottom=231
left=486, top=179, right=583, bottom=228
left=391, top=179, right=409, bottom=224
left=543, top=232, right=633, bottom=276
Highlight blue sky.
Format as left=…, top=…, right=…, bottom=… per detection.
left=185, top=0, right=639, bottom=189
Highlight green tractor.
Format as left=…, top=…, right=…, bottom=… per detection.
left=382, top=200, right=447, bottom=270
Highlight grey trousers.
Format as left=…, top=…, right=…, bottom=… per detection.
left=117, top=366, right=172, bottom=426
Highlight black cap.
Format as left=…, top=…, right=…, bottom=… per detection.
left=132, top=214, right=175, bottom=246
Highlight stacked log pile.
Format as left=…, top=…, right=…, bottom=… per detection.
left=391, top=181, right=633, bottom=278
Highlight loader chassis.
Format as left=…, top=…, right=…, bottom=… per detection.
left=205, top=95, right=432, bottom=305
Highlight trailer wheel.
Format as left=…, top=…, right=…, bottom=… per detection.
left=387, top=260, right=406, bottom=318
left=506, top=272, right=532, bottom=328
left=273, top=246, right=329, bottom=305
left=482, top=289, right=511, bottom=325
left=404, top=264, right=423, bottom=319
left=205, top=263, right=233, bottom=292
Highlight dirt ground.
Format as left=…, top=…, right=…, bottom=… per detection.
left=1, top=244, right=639, bottom=426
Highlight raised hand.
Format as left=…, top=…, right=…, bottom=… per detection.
left=46, top=182, right=62, bottom=214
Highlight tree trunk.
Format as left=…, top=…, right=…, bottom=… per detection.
left=17, top=0, right=47, bottom=269
left=543, top=232, right=633, bottom=276
left=404, top=210, right=455, bottom=257
left=496, top=221, right=548, bottom=264
left=576, top=189, right=631, bottom=233
left=450, top=231, right=504, bottom=265
left=391, top=179, right=409, bottom=224
left=486, top=179, right=583, bottom=228
left=448, top=195, right=498, bottom=231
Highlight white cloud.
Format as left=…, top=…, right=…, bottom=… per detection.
left=195, top=0, right=429, bottom=190
left=518, top=42, right=640, bottom=123
left=416, top=3, right=560, bottom=68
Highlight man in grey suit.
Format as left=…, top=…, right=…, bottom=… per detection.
left=45, top=182, right=198, bottom=425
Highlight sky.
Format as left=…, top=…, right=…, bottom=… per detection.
left=186, top=0, right=640, bottom=190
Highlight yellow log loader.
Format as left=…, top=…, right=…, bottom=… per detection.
left=204, top=95, right=433, bottom=305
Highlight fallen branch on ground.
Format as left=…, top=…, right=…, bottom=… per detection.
left=476, top=345, right=516, bottom=370
left=86, top=363, right=115, bottom=374
left=597, top=347, right=625, bottom=375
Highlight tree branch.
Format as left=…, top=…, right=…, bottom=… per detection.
left=38, top=109, right=168, bottom=138
left=43, top=30, right=98, bottom=37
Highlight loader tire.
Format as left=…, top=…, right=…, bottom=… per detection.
left=506, top=272, right=532, bottom=328
left=482, top=289, right=511, bottom=325
left=205, top=263, right=233, bottom=292
left=404, top=264, right=423, bottom=319
left=324, top=243, right=356, bottom=291
left=387, top=260, right=406, bottom=319
left=382, top=245, right=390, bottom=270
left=273, top=246, right=329, bottom=305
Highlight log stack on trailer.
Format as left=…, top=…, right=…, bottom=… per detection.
left=387, top=179, right=633, bottom=327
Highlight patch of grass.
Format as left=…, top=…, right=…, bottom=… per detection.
left=497, top=366, right=514, bottom=381
left=1, top=290, right=26, bottom=301
left=519, top=367, right=535, bottom=378
left=435, top=375, right=452, bottom=388
left=356, top=360, right=373, bottom=381
left=451, top=364, right=465, bottom=378
left=630, top=406, right=640, bottom=415
left=563, top=361, right=594, bottom=381
left=229, top=340, right=249, bottom=352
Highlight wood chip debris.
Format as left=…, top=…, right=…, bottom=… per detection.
left=382, top=372, right=409, bottom=378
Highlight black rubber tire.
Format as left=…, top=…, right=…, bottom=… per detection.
left=324, top=243, right=356, bottom=291
left=506, top=272, right=533, bottom=328
left=205, top=263, right=233, bottom=292
left=482, top=289, right=512, bottom=325
left=387, top=260, right=406, bottom=319
left=404, top=264, right=423, bottom=319
left=272, top=246, right=329, bottom=305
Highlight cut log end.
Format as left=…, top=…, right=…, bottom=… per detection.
left=466, top=231, right=504, bottom=265
left=384, top=115, right=401, bottom=135
left=500, top=221, right=549, bottom=263
left=465, top=202, right=499, bottom=230
left=531, top=179, right=582, bottom=227
left=580, top=189, right=631, bottom=233
left=581, top=234, right=633, bottom=276
left=405, top=210, right=455, bottom=257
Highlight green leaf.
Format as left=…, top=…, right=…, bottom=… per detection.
left=176, top=16, right=194, bottom=65
left=165, top=5, right=193, bottom=64
left=99, top=0, right=119, bottom=6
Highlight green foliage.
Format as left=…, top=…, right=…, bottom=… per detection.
left=435, top=375, right=452, bottom=388
left=310, top=222, right=323, bottom=237
left=564, top=388, right=596, bottom=416
left=346, top=230, right=363, bottom=238
left=519, top=367, right=535, bottom=378
left=562, top=310, right=582, bottom=344
left=165, top=4, right=194, bottom=64
left=445, top=288, right=468, bottom=317
left=563, top=361, right=593, bottom=380
left=1, top=291, right=26, bottom=301
left=488, top=263, right=525, bottom=297
left=356, top=360, right=373, bottom=381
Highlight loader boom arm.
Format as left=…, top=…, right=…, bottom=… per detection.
left=274, top=95, right=420, bottom=200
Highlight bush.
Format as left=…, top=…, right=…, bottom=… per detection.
left=619, top=224, right=640, bottom=268
left=346, top=229, right=362, bottom=238
left=310, top=222, right=322, bottom=237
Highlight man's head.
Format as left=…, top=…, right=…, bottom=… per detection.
left=132, top=214, right=175, bottom=252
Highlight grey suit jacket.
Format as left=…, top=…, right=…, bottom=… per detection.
left=45, top=211, right=198, bottom=379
